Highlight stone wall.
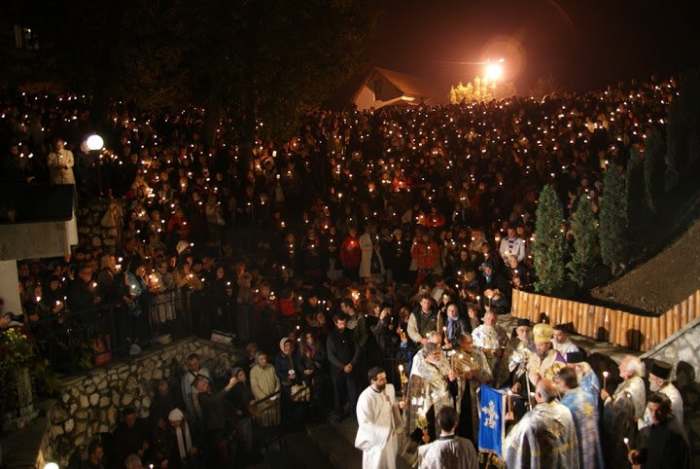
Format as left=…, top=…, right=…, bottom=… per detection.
left=642, top=316, right=700, bottom=380
left=40, top=337, right=241, bottom=467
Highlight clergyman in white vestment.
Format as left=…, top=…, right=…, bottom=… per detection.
left=355, top=367, right=404, bottom=469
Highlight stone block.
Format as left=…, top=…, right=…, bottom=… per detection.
left=79, top=395, right=89, bottom=408
left=99, top=396, right=110, bottom=408
left=85, top=385, right=96, bottom=394
left=64, top=418, right=74, bottom=433
left=141, top=396, right=151, bottom=409
left=122, top=393, right=134, bottom=406
left=62, top=393, right=71, bottom=403
left=89, top=393, right=99, bottom=406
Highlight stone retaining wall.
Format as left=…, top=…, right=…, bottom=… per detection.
left=40, top=337, right=240, bottom=467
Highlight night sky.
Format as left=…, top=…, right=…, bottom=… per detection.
left=369, top=0, right=700, bottom=92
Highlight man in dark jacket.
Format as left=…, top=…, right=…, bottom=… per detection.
left=629, top=392, right=690, bottom=469
left=326, top=313, right=360, bottom=420
left=193, top=375, right=238, bottom=467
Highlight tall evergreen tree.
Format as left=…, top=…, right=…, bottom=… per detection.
left=644, top=128, right=666, bottom=214
left=533, top=185, right=567, bottom=294
left=567, top=195, right=599, bottom=289
left=626, top=146, right=647, bottom=229
left=600, top=165, right=629, bottom=275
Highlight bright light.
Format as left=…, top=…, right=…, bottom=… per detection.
left=44, top=463, right=60, bottom=469
left=85, top=134, right=104, bottom=151
left=484, top=63, right=504, bottom=81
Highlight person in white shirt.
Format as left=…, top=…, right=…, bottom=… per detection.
left=552, top=323, right=580, bottom=359
left=355, top=366, right=404, bottom=469
left=418, top=406, right=478, bottom=469
left=498, top=227, right=525, bottom=262
left=46, top=137, right=75, bottom=185
left=640, top=359, right=683, bottom=428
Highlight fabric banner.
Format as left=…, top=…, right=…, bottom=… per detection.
left=477, top=385, right=506, bottom=457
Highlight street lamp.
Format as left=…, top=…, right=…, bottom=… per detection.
left=484, top=62, right=504, bottom=82
left=85, top=134, right=104, bottom=151
left=84, top=133, right=105, bottom=194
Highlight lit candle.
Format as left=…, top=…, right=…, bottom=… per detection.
left=623, top=437, right=630, bottom=451
left=603, top=371, right=609, bottom=389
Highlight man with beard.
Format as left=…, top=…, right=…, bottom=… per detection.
left=526, top=323, right=566, bottom=386
left=639, top=359, right=683, bottom=429
left=471, top=309, right=507, bottom=375
left=355, top=367, right=403, bottom=469
left=450, top=333, right=491, bottom=443
left=601, top=355, right=646, bottom=468
left=503, top=379, right=580, bottom=469
left=406, top=341, right=453, bottom=441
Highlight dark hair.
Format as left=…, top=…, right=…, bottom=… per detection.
left=648, top=392, right=673, bottom=420
left=333, top=313, right=348, bottom=323
left=340, top=298, right=354, bottom=309
left=88, top=439, right=103, bottom=455
left=186, top=353, right=199, bottom=362
left=437, top=406, right=458, bottom=432
left=368, top=366, right=385, bottom=383
left=419, top=293, right=432, bottom=302
left=556, top=367, right=578, bottom=390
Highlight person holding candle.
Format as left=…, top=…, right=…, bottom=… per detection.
left=601, top=355, right=646, bottom=468
left=627, top=392, right=690, bottom=469
left=470, top=309, right=507, bottom=375
left=453, top=333, right=491, bottom=444
left=405, top=340, right=453, bottom=441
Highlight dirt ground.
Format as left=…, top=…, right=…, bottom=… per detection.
left=592, top=216, right=700, bottom=314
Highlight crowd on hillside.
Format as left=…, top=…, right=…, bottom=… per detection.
left=0, top=77, right=686, bottom=469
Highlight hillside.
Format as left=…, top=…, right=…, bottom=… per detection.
left=592, top=214, right=700, bottom=314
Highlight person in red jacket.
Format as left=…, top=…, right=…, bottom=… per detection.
left=411, top=232, right=440, bottom=286
left=340, top=227, right=361, bottom=280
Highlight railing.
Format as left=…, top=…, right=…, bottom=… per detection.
left=511, top=288, right=700, bottom=352
left=27, top=286, right=231, bottom=374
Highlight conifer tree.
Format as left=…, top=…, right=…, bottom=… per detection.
left=567, top=195, right=599, bottom=288
left=533, top=185, right=567, bottom=294
left=600, top=166, right=629, bottom=275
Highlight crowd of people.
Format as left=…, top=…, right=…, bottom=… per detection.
left=0, top=75, right=689, bottom=468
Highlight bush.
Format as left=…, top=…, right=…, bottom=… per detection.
left=567, top=195, right=599, bottom=289
left=599, top=165, right=629, bottom=275
left=533, top=185, right=567, bottom=294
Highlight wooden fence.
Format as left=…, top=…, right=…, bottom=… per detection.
left=510, top=288, right=700, bottom=352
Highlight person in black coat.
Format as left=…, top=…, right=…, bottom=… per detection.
left=326, top=313, right=360, bottom=420
left=629, top=392, right=691, bottom=469
left=111, top=407, right=150, bottom=469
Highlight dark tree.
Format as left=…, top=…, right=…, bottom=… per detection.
left=567, top=195, right=599, bottom=289
left=533, top=184, right=567, bottom=294
left=599, top=165, right=628, bottom=276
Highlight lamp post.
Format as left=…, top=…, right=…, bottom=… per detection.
left=84, top=133, right=104, bottom=195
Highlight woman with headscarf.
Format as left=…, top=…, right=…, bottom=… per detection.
left=249, top=352, right=281, bottom=427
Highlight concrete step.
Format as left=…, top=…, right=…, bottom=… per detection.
left=309, top=416, right=414, bottom=469
left=283, top=430, right=335, bottom=469
left=307, top=420, right=363, bottom=469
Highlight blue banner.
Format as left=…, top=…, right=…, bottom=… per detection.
left=477, top=385, right=506, bottom=457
